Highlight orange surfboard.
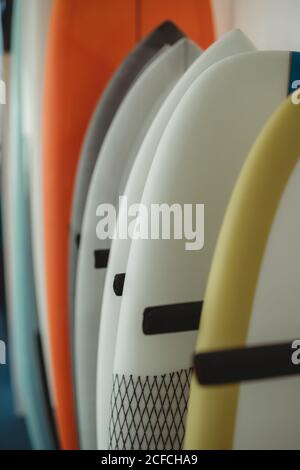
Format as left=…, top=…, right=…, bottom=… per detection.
left=43, top=0, right=214, bottom=450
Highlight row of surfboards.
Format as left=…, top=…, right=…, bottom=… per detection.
left=1, top=0, right=300, bottom=451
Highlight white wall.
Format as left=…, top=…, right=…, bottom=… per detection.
left=212, top=0, right=300, bottom=51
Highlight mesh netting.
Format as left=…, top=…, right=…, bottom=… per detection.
left=108, top=369, right=193, bottom=450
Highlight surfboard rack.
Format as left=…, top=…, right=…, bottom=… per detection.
left=194, top=341, right=300, bottom=385
left=143, top=301, right=203, bottom=335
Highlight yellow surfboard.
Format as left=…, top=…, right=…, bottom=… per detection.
left=185, top=94, right=300, bottom=449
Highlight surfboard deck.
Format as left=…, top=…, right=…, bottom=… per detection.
left=6, top=0, right=56, bottom=449
left=43, top=0, right=215, bottom=449
left=69, top=0, right=216, bottom=335
left=69, top=21, right=185, bottom=337
left=185, top=95, right=300, bottom=450
left=71, top=22, right=186, bottom=451
left=76, top=37, right=199, bottom=450
left=110, top=50, right=296, bottom=450
left=97, top=29, right=255, bottom=451
left=22, top=0, right=55, bottom=413
left=0, top=311, right=31, bottom=449
left=0, top=3, right=31, bottom=451
left=42, top=0, right=139, bottom=449
left=72, top=22, right=186, bottom=449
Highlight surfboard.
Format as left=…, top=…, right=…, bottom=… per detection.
left=110, top=50, right=299, bottom=450
left=185, top=93, right=300, bottom=450
left=0, top=1, right=31, bottom=450
left=42, top=0, right=139, bottom=449
left=5, top=0, right=56, bottom=449
left=1, top=1, right=26, bottom=417
left=75, top=37, right=200, bottom=451
left=21, top=0, right=54, bottom=411
left=43, top=0, right=215, bottom=449
left=0, top=311, right=31, bottom=449
left=97, top=29, right=255, bottom=450
left=69, top=0, right=216, bottom=334
left=69, top=22, right=185, bottom=338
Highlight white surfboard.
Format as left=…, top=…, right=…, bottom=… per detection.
left=0, top=0, right=26, bottom=419
left=110, top=50, right=298, bottom=450
left=3, top=0, right=56, bottom=449
left=69, top=22, right=186, bottom=334
left=75, top=37, right=200, bottom=450
left=21, top=0, right=54, bottom=408
left=97, top=29, right=256, bottom=451
left=1, top=24, right=25, bottom=416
